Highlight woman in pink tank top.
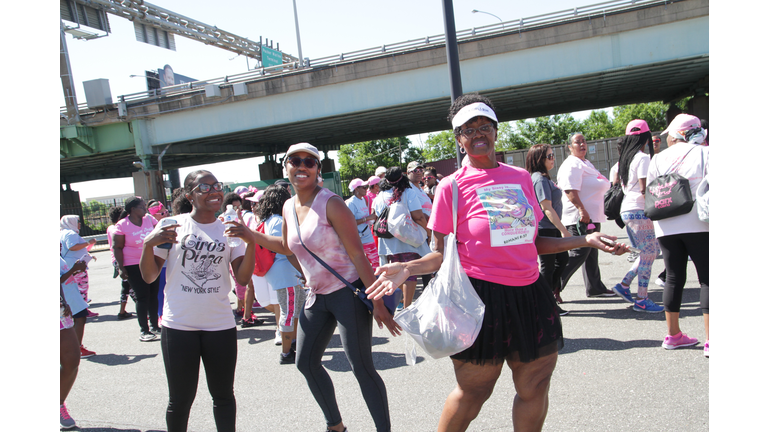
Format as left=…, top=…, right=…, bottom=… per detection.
left=249, top=143, right=401, bottom=432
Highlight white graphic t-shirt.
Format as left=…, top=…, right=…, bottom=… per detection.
left=154, top=214, right=245, bottom=331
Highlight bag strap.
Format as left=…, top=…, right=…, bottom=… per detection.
left=291, top=201, right=362, bottom=297
left=450, top=178, right=458, bottom=238
left=664, top=145, right=699, bottom=176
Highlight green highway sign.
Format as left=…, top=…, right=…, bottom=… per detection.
left=261, top=46, right=283, bottom=67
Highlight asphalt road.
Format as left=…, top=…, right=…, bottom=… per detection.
left=59, top=222, right=708, bottom=431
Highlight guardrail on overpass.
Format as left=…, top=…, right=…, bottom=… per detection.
left=60, top=0, right=677, bottom=118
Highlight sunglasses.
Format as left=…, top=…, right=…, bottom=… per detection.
left=424, top=175, right=435, bottom=180
left=287, top=156, right=319, bottom=169
left=409, top=168, right=424, bottom=174
left=546, top=154, right=555, bottom=160
left=456, top=124, right=495, bottom=139
left=192, top=182, right=224, bottom=194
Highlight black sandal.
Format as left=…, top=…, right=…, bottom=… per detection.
left=117, top=312, right=134, bottom=319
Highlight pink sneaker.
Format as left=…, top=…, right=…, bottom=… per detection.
left=86, top=309, right=99, bottom=318
left=704, top=340, right=709, bottom=357
left=662, top=332, right=699, bottom=350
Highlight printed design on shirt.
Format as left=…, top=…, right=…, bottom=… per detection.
left=477, top=184, right=537, bottom=247
left=179, top=233, right=225, bottom=292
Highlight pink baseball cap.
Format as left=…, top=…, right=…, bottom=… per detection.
left=625, top=119, right=650, bottom=135
left=348, top=178, right=367, bottom=191
left=367, top=176, right=381, bottom=186
left=662, top=114, right=702, bottom=137
left=246, top=190, right=264, bottom=203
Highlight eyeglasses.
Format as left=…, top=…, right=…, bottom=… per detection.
left=546, top=154, right=555, bottom=160
left=287, top=156, right=319, bottom=169
left=409, top=168, right=424, bottom=174
left=456, top=124, right=495, bottom=139
left=192, top=182, right=224, bottom=194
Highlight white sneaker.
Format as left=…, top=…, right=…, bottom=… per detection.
left=655, top=278, right=665, bottom=287
left=274, top=329, right=282, bottom=346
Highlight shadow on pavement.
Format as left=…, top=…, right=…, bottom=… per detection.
left=319, top=349, right=425, bottom=372
left=79, top=429, right=164, bottom=432
left=559, top=337, right=664, bottom=354
left=85, top=353, right=158, bottom=366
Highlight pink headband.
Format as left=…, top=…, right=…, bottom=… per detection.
left=148, top=203, right=166, bottom=215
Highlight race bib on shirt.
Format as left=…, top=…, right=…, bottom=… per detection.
left=477, top=184, right=537, bottom=247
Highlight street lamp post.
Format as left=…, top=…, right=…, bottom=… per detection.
left=471, top=9, right=504, bottom=28
left=293, top=0, right=304, bottom=67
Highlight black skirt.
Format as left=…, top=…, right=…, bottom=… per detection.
left=450, top=275, right=564, bottom=365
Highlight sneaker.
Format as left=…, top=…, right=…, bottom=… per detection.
left=396, top=301, right=404, bottom=311
left=139, top=331, right=157, bottom=342
left=241, top=316, right=264, bottom=328
left=662, top=332, right=699, bottom=349
left=633, top=298, right=664, bottom=313
left=611, top=284, right=634, bottom=303
left=279, top=349, right=296, bottom=365
left=252, top=300, right=262, bottom=308
left=150, top=326, right=162, bottom=337
left=80, top=345, right=95, bottom=359
left=60, top=403, right=76, bottom=429
left=626, top=251, right=639, bottom=263
left=274, top=329, right=282, bottom=346
left=588, top=291, right=617, bottom=298
left=234, top=308, right=244, bottom=317
left=556, top=305, right=569, bottom=316
left=704, top=340, right=709, bottom=358
left=86, top=309, right=99, bottom=318
left=655, top=278, right=666, bottom=287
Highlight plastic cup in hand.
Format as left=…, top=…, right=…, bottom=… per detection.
left=157, top=218, right=177, bottom=249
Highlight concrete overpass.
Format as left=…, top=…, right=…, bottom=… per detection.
left=60, top=0, right=708, bottom=186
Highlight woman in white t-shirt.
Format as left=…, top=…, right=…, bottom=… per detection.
left=609, top=120, right=664, bottom=313
left=647, top=114, right=709, bottom=355
left=557, top=132, right=615, bottom=298
left=139, top=170, right=256, bottom=432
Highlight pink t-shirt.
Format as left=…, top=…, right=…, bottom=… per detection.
left=284, top=188, right=358, bottom=308
left=428, top=163, right=544, bottom=286
left=114, top=215, right=157, bottom=266
left=107, top=224, right=117, bottom=264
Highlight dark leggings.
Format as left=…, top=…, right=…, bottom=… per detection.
left=124, top=265, right=159, bottom=333
left=538, top=228, right=569, bottom=293
left=560, top=222, right=609, bottom=296
left=657, top=232, right=709, bottom=314
left=161, top=326, right=237, bottom=432
left=296, top=289, right=391, bottom=431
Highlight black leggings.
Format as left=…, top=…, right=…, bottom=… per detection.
left=296, top=288, right=391, bottom=431
left=657, top=232, right=709, bottom=314
left=538, top=228, right=569, bottom=293
left=124, top=265, right=159, bottom=333
left=161, top=326, right=237, bottom=432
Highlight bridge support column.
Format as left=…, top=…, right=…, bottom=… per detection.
left=259, top=160, right=283, bottom=180
left=687, top=95, right=709, bottom=124
left=132, top=170, right=166, bottom=203
left=320, top=156, right=335, bottom=174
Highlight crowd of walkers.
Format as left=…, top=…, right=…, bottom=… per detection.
left=60, top=95, right=708, bottom=431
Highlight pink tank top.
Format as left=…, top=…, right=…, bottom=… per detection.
left=284, top=188, right=358, bottom=307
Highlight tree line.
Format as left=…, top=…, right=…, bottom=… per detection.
left=338, top=100, right=685, bottom=181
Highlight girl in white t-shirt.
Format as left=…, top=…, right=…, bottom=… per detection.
left=139, top=170, right=256, bottom=432
left=610, top=120, right=664, bottom=313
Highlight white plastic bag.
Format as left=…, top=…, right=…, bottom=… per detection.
left=394, top=179, right=485, bottom=359
left=387, top=199, right=427, bottom=247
